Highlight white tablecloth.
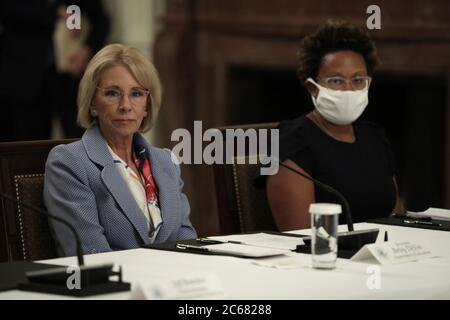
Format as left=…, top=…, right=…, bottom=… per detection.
left=1, top=223, right=449, bottom=299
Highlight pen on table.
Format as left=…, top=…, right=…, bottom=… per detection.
left=402, top=219, right=442, bottom=227
left=196, top=238, right=223, bottom=244
left=392, top=213, right=432, bottom=221
left=384, top=231, right=388, bottom=242
left=228, top=240, right=244, bottom=244
left=176, top=244, right=210, bottom=252
left=197, top=238, right=243, bottom=245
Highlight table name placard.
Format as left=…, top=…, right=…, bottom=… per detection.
left=130, top=273, right=226, bottom=300
left=351, top=241, right=434, bottom=265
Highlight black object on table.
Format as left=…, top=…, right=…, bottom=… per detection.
left=368, top=216, right=450, bottom=232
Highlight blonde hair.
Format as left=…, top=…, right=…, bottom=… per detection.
left=77, top=43, right=162, bottom=132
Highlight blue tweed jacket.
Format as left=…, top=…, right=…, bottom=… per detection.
left=44, top=126, right=197, bottom=257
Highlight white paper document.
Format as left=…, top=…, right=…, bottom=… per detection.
left=204, top=243, right=288, bottom=258
left=207, top=233, right=304, bottom=250
left=252, top=256, right=304, bottom=269
left=406, top=207, right=450, bottom=221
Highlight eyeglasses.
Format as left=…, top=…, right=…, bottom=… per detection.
left=96, top=86, right=150, bottom=105
left=316, top=76, right=371, bottom=91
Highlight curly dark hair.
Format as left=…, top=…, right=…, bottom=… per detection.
left=297, top=20, right=380, bottom=83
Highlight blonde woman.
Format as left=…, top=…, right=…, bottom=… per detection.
left=44, top=44, right=197, bottom=256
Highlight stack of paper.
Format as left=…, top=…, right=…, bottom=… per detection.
left=204, top=243, right=288, bottom=258
left=406, top=208, right=450, bottom=221
left=207, top=233, right=305, bottom=251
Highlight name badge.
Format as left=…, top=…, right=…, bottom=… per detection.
left=351, top=241, right=434, bottom=265
left=130, top=273, right=226, bottom=300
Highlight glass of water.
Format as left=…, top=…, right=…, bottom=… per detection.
left=309, top=203, right=341, bottom=269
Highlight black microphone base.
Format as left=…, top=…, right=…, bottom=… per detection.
left=19, top=263, right=131, bottom=297
left=19, top=280, right=131, bottom=297
left=297, top=228, right=380, bottom=259
left=337, top=228, right=380, bottom=252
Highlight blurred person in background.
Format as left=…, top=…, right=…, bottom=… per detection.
left=0, top=0, right=109, bottom=142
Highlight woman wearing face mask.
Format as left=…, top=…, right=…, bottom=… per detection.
left=266, top=21, right=404, bottom=231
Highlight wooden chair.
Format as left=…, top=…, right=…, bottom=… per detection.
left=212, top=122, right=279, bottom=235
left=0, top=139, right=77, bottom=262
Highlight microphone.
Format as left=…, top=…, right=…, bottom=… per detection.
left=0, top=192, right=85, bottom=266
left=276, top=161, right=380, bottom=257
left=134, top=144, right=149, bottom=175
left=0, top=192, right=130, bottom=296
left=134, top=144, right=149, bottom=161
left=278, top=162, right=354, bottom=232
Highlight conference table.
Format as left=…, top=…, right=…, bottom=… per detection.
left=0, top=222, right=449, bottom=300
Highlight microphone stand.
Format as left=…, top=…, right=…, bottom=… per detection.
left=278, top=162, right=380, bottom=258
left=1, top=192, right=130, bottom=297
left=279, top=162, right=354, bottom=231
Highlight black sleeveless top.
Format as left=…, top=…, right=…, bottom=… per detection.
left=275, top=115, right=397, bottom=224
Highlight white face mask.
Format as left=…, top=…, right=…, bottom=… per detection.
left=307, top=78, right=369, bottom=125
